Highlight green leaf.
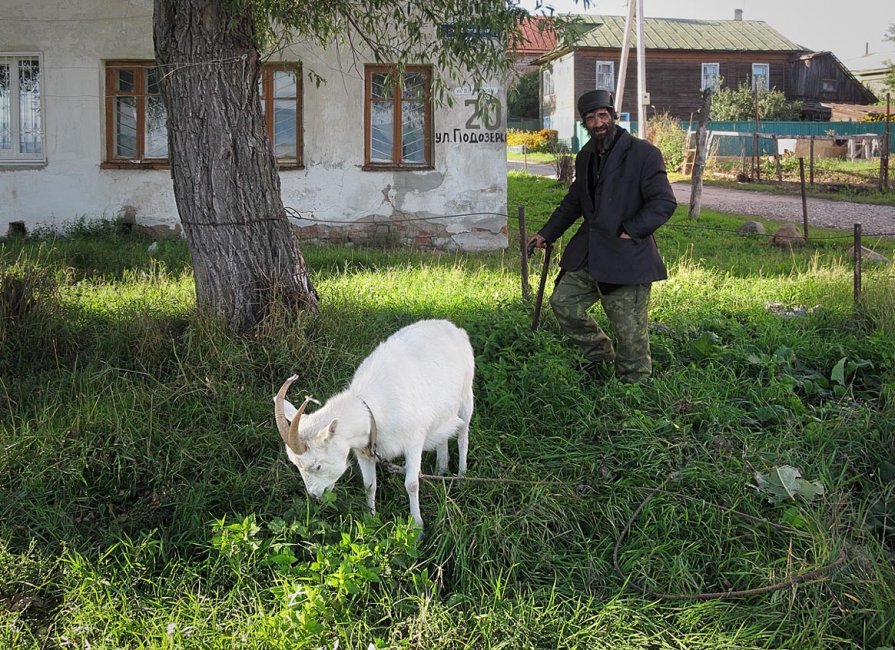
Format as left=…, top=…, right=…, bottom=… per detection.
left=690, top=332, right=721, bottom=358
left=753, top=465, right=825, bottom=504
left=878, top=461, right=895, bottom=484
left=774, top=465, right=801, bottom=500
left=794, top=478, right=825, bottom=501
left=781, top=506, right=808, bottom=529
left=830, top=357, right=847, bottom=386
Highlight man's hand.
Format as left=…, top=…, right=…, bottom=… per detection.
left=527, top=234, right=547, bottom=257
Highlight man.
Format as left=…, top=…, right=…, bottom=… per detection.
left=528, top=89, right=677, bottom=384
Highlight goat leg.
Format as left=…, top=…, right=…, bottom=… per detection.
left=403, top=447, right=424, bottom=529
left=355, top=452, right=378, bottom=515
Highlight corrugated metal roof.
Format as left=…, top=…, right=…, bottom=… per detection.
left=568, top=14, right=806, bottom=52
left=511, top=17, right=557, bottom=54
left=843, top=49, right=895, bottom=74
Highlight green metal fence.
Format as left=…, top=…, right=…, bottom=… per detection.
left=565, top=120, right=893, bottom=155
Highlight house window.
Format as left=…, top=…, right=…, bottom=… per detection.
left=701, top=63, right=720, bottom=91
left=260, top=64, right=302, bottom=167
left=543, top=68, right=554, bottom=97
left=751, top=63, right=769, bottom=91
left=0, top=53, right=43, bottom=164
left=821, top=78, right=837, bottom=98
left=595, top=61, right=614, bottom=91
left=105, top=61, right=168, bottom=165
left=104, top=61, right=303, bottom=168
left=364, top=65, right=432, bottom=169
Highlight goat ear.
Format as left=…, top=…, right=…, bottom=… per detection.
left=316, top=419, right=337, bottom=443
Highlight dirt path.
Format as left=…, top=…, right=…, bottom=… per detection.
left=509, top=159, right=895, bottom=236
left=672, top=183, right=895, bottom=236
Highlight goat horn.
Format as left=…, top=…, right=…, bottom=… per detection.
left=286, top=396, right=312, bottom=454
left=274, top=375, right=307, bottom=454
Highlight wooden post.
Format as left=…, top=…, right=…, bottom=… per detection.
left=853, top=223, right=862, bottom=306
left=809, top=136, right=815, bottom=186
left=518, top=205, right=530, bottom=300
left=753, top=87, right=761, bottom=182
left=881, top=93, right=891, bottom=192
left=799, top=157, right=809, bottom=242
left=752, top=132, right=759, bottom=181
left=688, top=88, right=712, bottom=220
left=773, top=135, right=782, bottom=182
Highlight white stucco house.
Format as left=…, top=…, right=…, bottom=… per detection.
left=1, top=1, right=509, bottom=250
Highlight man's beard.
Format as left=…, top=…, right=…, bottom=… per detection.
left=589, top=124, right=616, bottom=152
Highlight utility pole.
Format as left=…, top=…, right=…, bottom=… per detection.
left=636, top=0, right=647, bottom=138
left=614, top=0, right=636, bottom=117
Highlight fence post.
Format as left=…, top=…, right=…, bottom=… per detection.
left=881, top=93, right=891, bottom=192
left=688, top=88, right=712, bottom=220
left=773, top=135, right=782, bottom=182
left=809, top=136, right=815, bottom=186
left=518, top=205, right=530, bottom=300
left=853, top=223, right=862, bottom=307
left=799, top=157, right=809, bottom=242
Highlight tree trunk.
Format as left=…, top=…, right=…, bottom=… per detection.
left=688, top=88, right=712, bottom=221
left=153, top=0, right=318, bottom=331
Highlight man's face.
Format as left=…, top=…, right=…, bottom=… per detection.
left=584, top=107, right=616, bottom=149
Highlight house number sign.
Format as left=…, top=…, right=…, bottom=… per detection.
left=436, top=90, right=506, bottom=144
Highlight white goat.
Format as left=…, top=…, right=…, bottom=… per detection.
left=274, top=319, right=474, bottom=529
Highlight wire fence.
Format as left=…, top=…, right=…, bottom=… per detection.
left=285, top=205, right=895, bottom=241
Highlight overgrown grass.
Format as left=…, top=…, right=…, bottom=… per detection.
left=2, top=179, right=894, bottom=648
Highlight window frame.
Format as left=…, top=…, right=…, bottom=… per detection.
left=103, top=60, right=168, bottom=168
left=751, top=63, right=770, bottom=91
left=0, top=52, right=45, bottom=165
left=103, top=60, right=304, bottom=169
left=363, top=64, right=433, bottom=171
left=701, top=62, right=720, bottom=92
left=542, top=68, right=554, bottom=97
left=595, top=60, right=614, bottom=91
left=259, top=63, right=303, bottom=169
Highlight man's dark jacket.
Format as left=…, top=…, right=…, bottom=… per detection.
left=538, top=127, right=677, bottom=285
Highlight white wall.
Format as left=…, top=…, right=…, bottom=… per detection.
left=551, top=53, right=578, bottom=144
left=0, top=0, right=508, bottom=250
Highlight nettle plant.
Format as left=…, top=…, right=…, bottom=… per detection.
left=210, top=513, right=432, bottom=639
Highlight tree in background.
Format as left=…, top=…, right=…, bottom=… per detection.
left=153, top=0, right=532, bottom=331
left=710, top=82, right=803, bottom=121
left=508, top=70, right=540, bottom=122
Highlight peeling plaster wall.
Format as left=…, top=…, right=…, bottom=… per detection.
left=1, top=0, right=508, bottom=250
left=1, top=0, right=178, bottom=235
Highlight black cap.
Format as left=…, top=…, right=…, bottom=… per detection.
left=577, top=89, right=614, bottom=117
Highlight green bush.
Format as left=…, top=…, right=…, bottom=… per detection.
left=711, top=83, right=803, bottom=121
left=506, top=128, right=558, bottom=152
left=647, top=112, right=688, bottom=172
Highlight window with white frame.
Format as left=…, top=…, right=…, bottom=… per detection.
left=0, top=54, right=43, bottom=163
left=701, top=63, right=720, bottom=91
left=542, top=68, right=554, bottom=97
left=595, top=61, right=614, bottom=91
left=751, top=63, right=769, bottom=91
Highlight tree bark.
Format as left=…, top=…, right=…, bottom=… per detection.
left=153, top=0, right=318, bottom=331
left=688, top=88, right=712, bottom=220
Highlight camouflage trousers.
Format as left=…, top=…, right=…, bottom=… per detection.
left=549, top=269, right=652, bottom=383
